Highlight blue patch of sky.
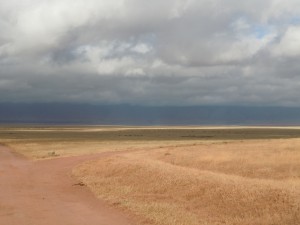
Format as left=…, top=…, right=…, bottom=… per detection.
left=253, top=25, right=272, bottom=39
left=290, top=16, right=300, bottom=25
left=231, top=15, right=273, bottom=39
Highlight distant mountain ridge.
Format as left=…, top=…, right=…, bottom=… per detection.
left=1, top=103, right=300, bottom=125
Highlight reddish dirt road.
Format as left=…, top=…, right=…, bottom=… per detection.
left=0, top=145, right=134, bottom=225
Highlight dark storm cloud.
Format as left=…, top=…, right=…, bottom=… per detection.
left=1, top=0, right=300, bottom=106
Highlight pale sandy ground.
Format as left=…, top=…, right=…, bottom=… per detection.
left=8, top=126, right=300, bottom=133
left=0, top=145, right=136, bottom=225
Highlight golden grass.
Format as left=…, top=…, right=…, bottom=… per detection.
left=1, top=126, right=300, bottom=224
left=3, top=139, right=202, bottom=159
left=3, top=125, right=300, bottom=159
left=0, top=126, right=209, bottom=159
left=73, top=139, right=300, bottom=225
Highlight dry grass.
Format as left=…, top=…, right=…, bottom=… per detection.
left=1, top=126, right=300, bottom=224
left=0, top=126, right=208, bottom=159
left=4, top=139, right=202, bottom=159
left=2, top=125, right=300, bottom=159
left=73, top=139, right=300, bottom=225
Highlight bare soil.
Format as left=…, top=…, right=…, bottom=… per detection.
left=0, top=145, right=135, bottom=225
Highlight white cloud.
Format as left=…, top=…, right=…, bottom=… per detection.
left=169, top=0, right=195, bottom=19
left=131, top=43, right=152, bottom=54
left=1, top=0, right=125, bottom=55
left=218, top=32, right=276, bottom=63
left=1, top=0, right=300, bottom=106
left=272, top=26, right=300, bottom=57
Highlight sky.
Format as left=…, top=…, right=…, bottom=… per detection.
left=1, top=0, right=300, bottom=106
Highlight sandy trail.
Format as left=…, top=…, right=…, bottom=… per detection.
left=0, top=145, right=134, bottom=225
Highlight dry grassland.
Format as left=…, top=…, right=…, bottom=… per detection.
left=2, top=125, right=300, bottom=159
left=74, top=139, right=300, bottom=225
left=0, top=126, right=204, bottom=159
left=1, top=126, right=300, bottom=224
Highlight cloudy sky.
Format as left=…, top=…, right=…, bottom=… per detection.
left=1, top=0, right=300, bottom=106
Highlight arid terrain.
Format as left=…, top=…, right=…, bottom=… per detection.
left=1, top=126, right=300, bottom=225
left=0, top=145, right=134, bottom=225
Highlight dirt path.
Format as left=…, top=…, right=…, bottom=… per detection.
left=0, top=145, right=135, bottom=225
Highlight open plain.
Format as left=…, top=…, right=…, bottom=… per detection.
left=1, top=126, right=300, bottom=225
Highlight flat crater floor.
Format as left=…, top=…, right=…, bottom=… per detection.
left=1, top=126, right=300, bottom=225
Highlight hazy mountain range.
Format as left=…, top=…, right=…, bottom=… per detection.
left=1, top=103, right=300, bottom=125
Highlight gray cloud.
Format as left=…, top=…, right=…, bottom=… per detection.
left=1, top=0, right=300, bottom=106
